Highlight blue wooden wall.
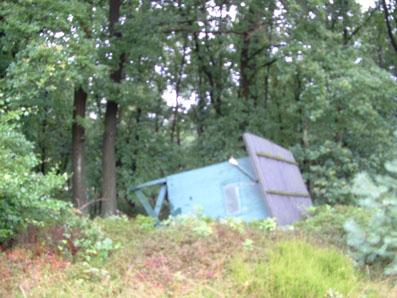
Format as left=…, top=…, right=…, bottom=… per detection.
left=166, top=157, right=268, bottom=221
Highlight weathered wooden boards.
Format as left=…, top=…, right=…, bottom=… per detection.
left=243, top=133, right=312, bottom=225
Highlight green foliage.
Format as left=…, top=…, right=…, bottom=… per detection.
left=293, top=142, right=358, bottom=204
left=163, top=214, right=214, bottom=237
left=289, top=59, right=397, bottom=205
left=219, top=218, right=246, bottom=233
left=133, top=214, right=157, bottom=232
left=1, top=0, right=106, bottom=178
left=0, top=111, right=116, bottom=262
left=0, top=112, right=67, bottom=241
left=345, top=157, right=397, bottom=275
left=56, top=209, right=118, bottom=262
left=296, top=205, right=369, bottom=245
left=2, top=0, right=396, bottom=213
left=1, top=1, right=396, bottom=294
left=1, top=217, right=390, bottom=297
left=164, top=213, right=279, bottom=238
left=229, top=240, right=363, bottom=298
left=250, top=217, right=278, bottom=232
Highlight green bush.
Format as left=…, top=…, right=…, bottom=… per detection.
left=295, top=205, right=369, bottom=245
left=163, top=214, right=214, bottom=237
left=134, top=214, right=157, bottom=232
left=229, top=240, right=363, bottom=298
left=345, top=158, right=397, bottom=275
left=250, top=217, right=277, bottom=232
left=53, top=209, right=118, bottom=262
left=0, top=112, right=67, bottom=242
left=0, top=112, right=117, bottom=261
left=292, top=141, right=359, bottom=205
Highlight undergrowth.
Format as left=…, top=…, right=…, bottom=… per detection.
left=228, top=240, right=365, bottom=298
left=0, top=215, right=395, bottom=298
left=294, top=204, right=370, bottom=246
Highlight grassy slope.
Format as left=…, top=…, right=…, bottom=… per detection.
left=0, top=213, right=395, bottom=298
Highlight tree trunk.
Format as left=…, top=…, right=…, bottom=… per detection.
left=264, top=64, right=270, bottom=107
left=381, top=0, right=397, bottom=53
left=196, top=72, right=206, bottom=136
left=131, top=107, right=142, bottom=174
left=101, top=100, right=118, bottom=216
left=72, top=87, right=88, bottom=211
left=239, top=31, right=250, bottom=101
left=39, top=100, right=48, bottom=174
left=295, top=71, right=311, bottom=194
left=101, top=0, right=122, bottom=216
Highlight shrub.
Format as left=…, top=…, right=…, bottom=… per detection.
left=55, top=209, right=117, bottom=262
left=229, top=240, right=363, bottom=297
left=345, top=158, right=397, bottom=275
left=134, top=214, right=157, bottom=232
left=295, top=205, right=369, bottom=246
left=0, top=112, right=66, bottom=243
left=250, top=217, right=277, bottom=232
left=162, top=211, right=214, bottom=237
left=219, top=217, right=246, bottom=233
left=292, top=141, right=358, bottom=205
left=0, top=112, right=117, bottom=262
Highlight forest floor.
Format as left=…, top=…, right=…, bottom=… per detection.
left=0, top=211, right=396, bottom=298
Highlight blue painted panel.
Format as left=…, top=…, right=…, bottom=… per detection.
left=166, top=157, right=268, bottom=221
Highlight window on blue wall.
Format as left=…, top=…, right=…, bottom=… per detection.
left=224, top=184, right=241, bottom=215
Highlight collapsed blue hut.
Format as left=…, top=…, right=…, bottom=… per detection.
left=129, top=133, right=312, bottom=225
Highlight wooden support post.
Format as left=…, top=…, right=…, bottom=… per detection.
left=129, top=178, right=167, bottom=192
left=135, top=190, right=157, bottom=218
left=154, top=185, right=167, bottom=216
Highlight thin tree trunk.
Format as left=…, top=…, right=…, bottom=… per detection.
left=342, top=0, right=349, bottom=45
left=101, top=0, right=122, bottom=216
left=295, top=72, right=311, bottom=193
left=264, top=64, right=270, bottom=106
left=239, top=31, right=250, bottom=101
left=39, top=100, right=48, bottom=174
left=192, top=33, right=208, bottom=133
left=72, top=87, right=88, bottom=211
left=170, top=38, right=187, bottom=144
left=196, top=72, right=206, bottom=136
left=131, top=108, right=142, bottom=174
left=381, top=0, right=397, bottom=53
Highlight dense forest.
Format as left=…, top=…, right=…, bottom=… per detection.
left=1, top=0, right=396, bottom=213
left=1, top=0, right=397, bottom=297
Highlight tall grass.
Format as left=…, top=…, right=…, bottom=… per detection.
left=229, top=240, right=366, bottom=298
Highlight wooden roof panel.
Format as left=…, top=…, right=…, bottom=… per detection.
left=243, top=132, right=312, bottom=225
